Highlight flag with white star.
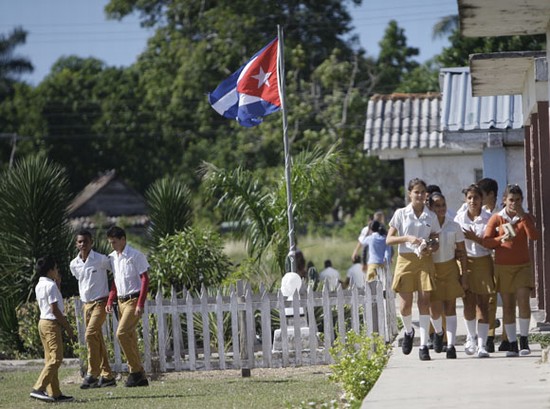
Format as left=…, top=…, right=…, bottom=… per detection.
left=208, top=38, right=281, bottom=127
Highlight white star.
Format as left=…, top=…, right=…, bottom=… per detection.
left=251, top=66, right=272, bottom=88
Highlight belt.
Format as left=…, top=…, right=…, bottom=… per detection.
left=85, top=297, right=108, bottom=305
left=118, top=292, right=140, bottom=302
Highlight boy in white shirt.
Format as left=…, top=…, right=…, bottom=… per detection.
left=70, top=230, right=116, bottom=389
left=30, top=256, right=74, bottom=403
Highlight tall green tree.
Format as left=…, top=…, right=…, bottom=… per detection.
left=375, top=20, right=419, bottom=93
left=0, top=26, right=33, bottom=98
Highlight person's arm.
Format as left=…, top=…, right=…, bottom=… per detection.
left=482, top=216, right=506, bottom=249
left=351, top=241, right=362, bottom=261
left=455, top=241, right=469, bottom=291
left=51, top=302, right=74, bottom=338
left=135, top=272, right=149, bottom=315
left=106, top=281, right=118, bottom=313
left=386, top=226, right=420, bottom=246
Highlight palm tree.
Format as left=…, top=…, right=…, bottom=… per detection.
left=432, top=15, right=459, bottom=40
left=201, top=144, right=341, bottom=275
left=145, top=176, right=193, bottom=246
left=0, top=26, right=33, bottom=96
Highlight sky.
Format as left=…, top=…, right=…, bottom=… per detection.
left=0, top=0, right=458, bottom=86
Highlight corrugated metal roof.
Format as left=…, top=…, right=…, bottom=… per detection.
left=363, top=67, right=524, bottom=152
left=363, top=93, right=442, bottom=152
left=439, top=67, right=523, bottom=131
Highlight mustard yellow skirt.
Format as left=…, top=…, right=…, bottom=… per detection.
left=431, top=259, right=464, bottom=302
left=466, top=255, right=495, bottom=295
left=366, top=263, right=385, bottom=282
left=391, top=253, right=435, bottom=293
left=494, top=263, right=534, bottom=293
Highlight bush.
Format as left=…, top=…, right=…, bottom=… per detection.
left=16, top=298, right=79, bottom=359
left=149, top=227, right=232, bottom=295
left=329, top=331, right=391, bottom=404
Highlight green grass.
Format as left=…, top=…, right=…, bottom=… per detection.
left=0, top=366, right=342, bottom=409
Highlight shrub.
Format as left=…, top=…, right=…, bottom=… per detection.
left=329, top=331, right=391, bottom=404
left=16, top=298, right=79, bottom=359
left=148, top=227, right=232, bottom=295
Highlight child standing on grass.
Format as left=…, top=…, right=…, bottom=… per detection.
left=30, top=255, right=75, bottom=403
left=483, top=184, right=539, bottom=357
left=386, top=178, right=439, bottom=361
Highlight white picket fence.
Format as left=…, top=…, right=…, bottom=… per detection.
left=74, top=277, right=398, bottom=373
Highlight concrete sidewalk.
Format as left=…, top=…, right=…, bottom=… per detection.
left=362, top=301, right=550, bottom=409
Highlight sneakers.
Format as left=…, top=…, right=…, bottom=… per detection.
left=55, top=395, right=75, bottom=403
left=80, top=374, right=99, bottom=389
left=419, top=345, right=431, bottom=361
left=498, top=339, right=511, bottom=352
left=519, top=336, right=531, bottom=356
left=486, top=336, right=495, bottom=353
left=125, top=372, right=149, bottom=387
left=446, top=345, right=457, bottom=359
left=477, top=346, right=490, bottom=358
left=98, top=376, right=117, bottom=388
left=506, top=341, right=519, bottom=357
left=433, top=332, right=444, bottom=353
left=464, top=335, right=477, bottom=356
left=402, top=328, right=415, bottom=355
left=30, top=389, right=54, bottom=402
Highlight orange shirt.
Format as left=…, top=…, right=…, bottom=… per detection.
left=482, top=213, right=539, bottom=265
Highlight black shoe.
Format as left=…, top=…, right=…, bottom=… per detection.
left=427, top=333, right=434, bottom=350
left=54, top=394, right=75, bottom=403
left=98, top=376, right=117, bottom=388
left=506, top=341, right=519, bottom=357
left=446, top=345, right=457, bottom=359
left=30, top=389, right=54, bottom=402
left=433, top=332, right=444, bottom=353
left=519, top=336, right=531, bottom=356
left=402, top=328, right=415, bottom=355
left=125, top=372, right=149, bottom=387
left=486, top=336, right=495, bottom=353
left=498, top=339, right=511, bottom=352
left=80, top=374, right=99, bottom=389
left=419, top=345, right=431, bottom=361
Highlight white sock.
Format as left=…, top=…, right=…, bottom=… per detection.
left=477, top=322, right=489, bottom=348
left=419, top=315, right=430, bottom=347
left=519, top=318, right=530, bottom=336
left=465, top=318, right=477, bottom=339
left=505, top=323, right=517, bottom=342
left=402, top=314, right=413, bottom=334
left=431, top=316, right=443, bottom=334
left=446, top=315, right=457, bottom=346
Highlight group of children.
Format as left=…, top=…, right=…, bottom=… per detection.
left=382, top=177, right=539, bottom=361
left=30, top=226, right=150, bottom=403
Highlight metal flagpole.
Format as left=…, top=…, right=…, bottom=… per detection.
left=276, top=25, right=297, bottom=274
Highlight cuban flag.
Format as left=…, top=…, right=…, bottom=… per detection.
left=208, top=38, right=281, bottom=127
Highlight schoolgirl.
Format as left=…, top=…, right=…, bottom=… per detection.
left=387, top=178, right=439, bottom=361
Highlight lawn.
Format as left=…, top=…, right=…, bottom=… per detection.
left=0, top=365, right=343, bottom=409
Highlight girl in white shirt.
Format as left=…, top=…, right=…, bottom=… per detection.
left=454, top=184, right=495, bottom=358
left=428, top=192, right=468, bottom=359
left=387, top=178, right=439, bottom=361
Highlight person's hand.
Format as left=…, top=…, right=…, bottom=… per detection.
left=409, top=236, right=422, bottom=246
left=515, top=204, right=525, bottom=218
left=501, top=232, right=512, bottom=243
left=135, top=305, right=143, bottom=316
left=106, top=304, right=113, bottom=314
left=66, top=326, right=75, bottom=340
left=462, top=228, right=478, bottom=242
left=460, top=274, right=469, bottom=291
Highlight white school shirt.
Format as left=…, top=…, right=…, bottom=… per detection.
left=35, top=277, right=64, bottom=320
left=346, top=263, right=365, bottom=289
left=432, top=218, right=465, bottom=263
left=454, top=209, right=492, bottom=257
left=389, top=204, right=439, bottom=254
left=319, top=266, right=341, bottom=291
left=70, top=250, right=111, bottom=303
left=109, top=244, right=149, bottom=297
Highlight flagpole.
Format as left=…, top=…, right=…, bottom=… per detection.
left=277, top=25, right=297, bottom=274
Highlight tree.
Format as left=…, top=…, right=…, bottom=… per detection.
left=375, top=20, right=420, bottom=93
left=0, top=26, right=33, bottom=98
left=145, top=176, right=193, bottom=246
left=201, top=145, right=341, bottom=275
